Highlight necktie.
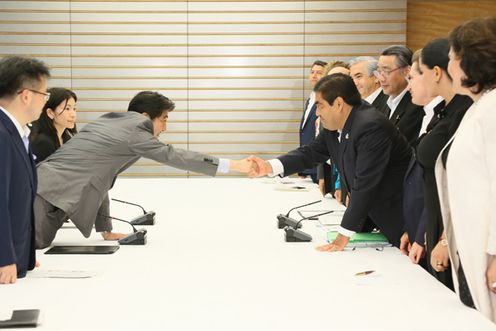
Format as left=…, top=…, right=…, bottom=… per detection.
left=21, top=135, right=29, bottom=154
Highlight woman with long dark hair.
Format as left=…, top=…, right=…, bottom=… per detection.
left=29, top=87, right=77, bottom=163
left=415, top=38, right=473, bottom=290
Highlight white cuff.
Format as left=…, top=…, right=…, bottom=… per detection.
left=337, top=225, right=355, bottom=238
left=267, top=159, right=284, bottom=177
left=217, top=158, right=230, bottom=174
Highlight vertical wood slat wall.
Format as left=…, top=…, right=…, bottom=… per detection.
left=0, top=0, right=406, bottom=177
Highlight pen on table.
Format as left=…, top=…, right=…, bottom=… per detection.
left=355, top=270, right=375, bottom=276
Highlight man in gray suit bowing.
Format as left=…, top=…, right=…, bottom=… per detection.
left=34, top=91, right=254, bottom=248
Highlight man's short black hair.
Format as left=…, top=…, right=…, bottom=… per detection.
left=381, top=45, right=413, bottom=67
left=312, top=60, right=328, bottom=68
left=128, top=91, right=175, bottom=119
left=314, top=73, right=362, bottom=107
left=0, top=56, right=51, bottom=99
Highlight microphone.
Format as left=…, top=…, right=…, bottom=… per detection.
left=111, top=198, right=156, bottom=226
left=99, top=214, right=147, bottom=245
left=284, top=210, right=336, bottom=242
left=277, top=200, right=321, bottom=229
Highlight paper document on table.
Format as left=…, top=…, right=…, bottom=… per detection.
left=274, top=184, right=309, bottom=192
left=27, top=269, right=100, bottom=279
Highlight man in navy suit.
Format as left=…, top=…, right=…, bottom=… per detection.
left=299, top=60, right=327, bottom=183
left=249, top=74, right=411, bottom=250
left=0, top=56, right=50, bottom=284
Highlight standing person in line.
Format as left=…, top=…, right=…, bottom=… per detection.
left=435, top=17, right=496, bottom=321
left=299, top=60, right=327, bottom=183
left=0, top=56, right=50, bottom=284
left=376, top=45, right=425, bottom=146
left=399, top=48, right=443, bottom=268
left=317, top=61, right=349, bottom=202
left=348, top=56, right=389, bottom=116
left=414, top=38, right=472, bottom=290
left=29, top=87, right=78, bottom=163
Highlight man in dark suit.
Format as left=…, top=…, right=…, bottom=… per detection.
left=299, top=60, right=327, bottom=183
left=249, top=74, right=411, bottom=250
left=349, top=56, right=389, bottom=116
left=376, top=46, right=424, bottom=146
left=0, top=56, right=50, bottom=284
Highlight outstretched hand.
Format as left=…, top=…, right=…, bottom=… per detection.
left=247, top=155, right=273, bottom=177
left=316, top=233, right=349, bottom=252
left=230, top=158, right=258, bottom=174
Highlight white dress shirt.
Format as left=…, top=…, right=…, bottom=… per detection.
left=386, top=87, right=409, bottom=119
left=0, top=106, right=30, bottom=153
left=364, top=87, right=383, bottom=105
left=419, top=96, right=444, bottom=137
left=302, top=92, right=316, bottom=128
left=266, top=141, right=354, bottom=239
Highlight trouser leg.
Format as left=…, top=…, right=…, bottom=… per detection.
left=34, top=195, right=67, bottom=249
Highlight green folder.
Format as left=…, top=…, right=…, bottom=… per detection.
left=327, top=231, right=390, bottom=246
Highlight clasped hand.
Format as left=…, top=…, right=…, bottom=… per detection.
left=230, top=156, right=272, bottom=178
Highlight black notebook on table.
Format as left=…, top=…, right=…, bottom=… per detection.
left=0, top=309, right=40, bottom=328
left=44, top=245, right=119, bottom=255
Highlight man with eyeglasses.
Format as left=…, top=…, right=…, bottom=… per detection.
left=376, top=45, right=424, bottom=146
left=0, top=56, right=51, bottom=284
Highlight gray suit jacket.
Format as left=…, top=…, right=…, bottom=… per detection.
left=37, top=111, right=219, bottom=237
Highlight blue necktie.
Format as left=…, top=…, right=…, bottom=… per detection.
left=21, top=135, right=29, bottom=154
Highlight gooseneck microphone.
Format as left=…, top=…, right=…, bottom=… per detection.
left=285, top=210, right=336, bottom=242
left=111, top=198, right=156, bottom=225
left=277, top=200, right=321, bottom=229
left=99, top=214, right=147, bottom=245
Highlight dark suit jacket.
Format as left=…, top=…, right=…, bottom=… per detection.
left=371, top=90, right=390, bottom=116
left=389, top=91, right=424, bottom=146
left=299, top=100, right=317, bottom=177
left=30, top=133, right=58, bottom=164
left=402, top=153, right=426, bottom=245
left=279, top=101, right=411, bottom=246
left=0, top=110, right=36, bottom=278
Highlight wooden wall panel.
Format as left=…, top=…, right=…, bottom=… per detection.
left=0, top=0, right=406, bottom=177
left=407, top=0, right=496, bottom=51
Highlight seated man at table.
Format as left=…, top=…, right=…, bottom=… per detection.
left=35, top=91, right=254, bottom=248
left=248, top=74, right=411, bottom=250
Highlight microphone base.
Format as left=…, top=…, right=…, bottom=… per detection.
left=277, top=214, right=302, bottom=229
left=284, top=227, right=312, bottom=242
left=118, top=229, right=147, bottom=245
left=130, top=212, right=156, bottom=226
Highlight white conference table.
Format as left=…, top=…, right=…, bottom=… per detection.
left=2, top=178, right=496, bottom=331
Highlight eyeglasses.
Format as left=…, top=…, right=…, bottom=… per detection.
left=373, top=67, right=405, bottom=78
left=18, top=88, right=51, bottom=101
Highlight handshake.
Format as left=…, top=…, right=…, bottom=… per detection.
left=230, top=156, right=274, bottom=178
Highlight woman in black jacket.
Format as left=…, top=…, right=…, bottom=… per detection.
left=416, top=38, right=473, bottom=290
left=29, top=88, right=77, bottom=163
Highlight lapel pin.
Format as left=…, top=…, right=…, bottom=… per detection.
left=345, top=133, right=349, bottom=140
